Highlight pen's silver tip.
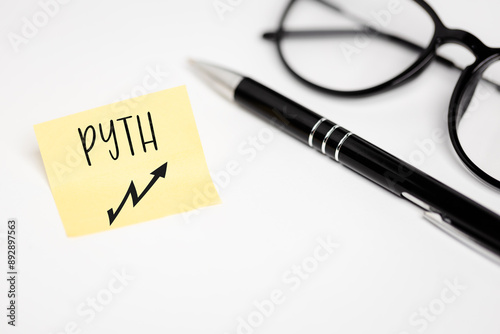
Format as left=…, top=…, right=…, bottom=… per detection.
left=188, top=58, right=244, bottom=101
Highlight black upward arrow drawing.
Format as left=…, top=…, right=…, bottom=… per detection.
left=108, top=162, right=168, bottom=225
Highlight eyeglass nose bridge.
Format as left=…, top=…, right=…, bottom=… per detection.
left=433, top=25, right=493, bottom=61
left=432, top=24, right=499, bottom=118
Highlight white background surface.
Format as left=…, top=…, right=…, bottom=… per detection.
left=1, top=0, right=500, bottom=333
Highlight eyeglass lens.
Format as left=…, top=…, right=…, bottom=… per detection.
left=277, top=0, right=500, bottom=187
left=279, top=0, right=435, bottom=91
left=459, top=63, right=500, bottom=182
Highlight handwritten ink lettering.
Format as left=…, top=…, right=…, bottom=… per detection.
left=99, top=121, right=119, bottom=161
left=116, top=116, right=135, bottom=156
left=78, top=126, right=96, bottom=166
left=78, top=112, right=158, bottom=166
left=137, top=112, right=158, bottom=152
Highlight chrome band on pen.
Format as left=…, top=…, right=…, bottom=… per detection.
left=335, top=132, right=352, bottom=162
left=308, top=118, right=326, bottom=147
left=322, top=125, right=340, bottom=154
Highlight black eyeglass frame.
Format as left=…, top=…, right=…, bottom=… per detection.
left=266, top=0, right=500, bottom=190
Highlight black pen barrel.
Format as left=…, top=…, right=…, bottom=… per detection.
left=338, top=134, right=500, bottom=254
left=234, top=76, right=500, bottom=255
left=235, top=78, right=322, bottom=144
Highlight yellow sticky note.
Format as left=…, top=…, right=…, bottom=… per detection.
left=34, top=86, right=220, bottom=236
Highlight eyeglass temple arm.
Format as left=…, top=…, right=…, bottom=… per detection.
left=263, top=29, right=457, bottom=68
left=263, top=29, right=500, bottom=91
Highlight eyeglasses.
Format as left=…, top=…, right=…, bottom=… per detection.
left=264, top=0, right=500, bottom=190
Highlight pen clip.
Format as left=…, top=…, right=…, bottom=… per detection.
left=423, top=211, right=500, bottom=266
left=402, top=192, right=500, bottom=265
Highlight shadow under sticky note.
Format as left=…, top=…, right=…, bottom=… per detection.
left=34, top=86, right=221, bottom=236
